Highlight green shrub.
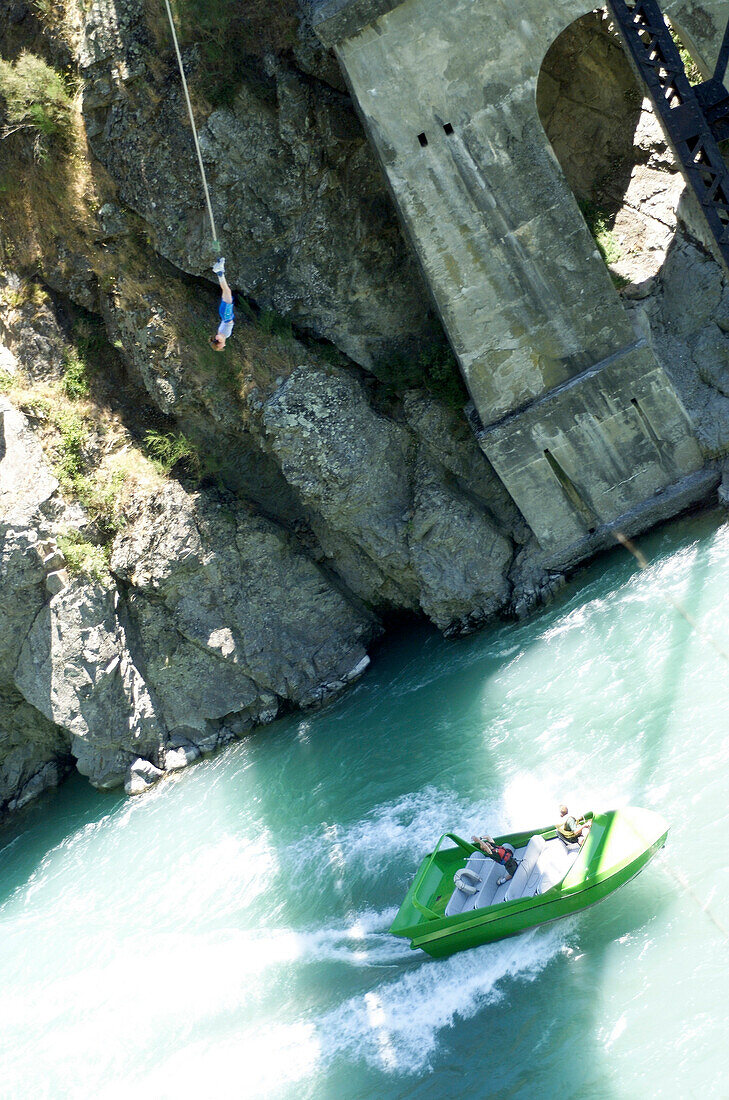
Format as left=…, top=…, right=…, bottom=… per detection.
left=0, top=369, right=15, bottom=393
left=74, top=316, right=108, bottom=359
left=144, top=429, right=199, bottom=475
left=0, top=52, right=73, bottom=155
left=57, top=531, right=109, bottom=583
left=259, top=308, right=293, bottom=341
left=61, top=347, right=90, bottom=399
left=667, top=22, right=702, bottom=86
left=54, top=408, right=86, bottom=482
left=579, top=200, right=622, bottom=266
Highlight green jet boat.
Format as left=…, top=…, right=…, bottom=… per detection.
left=390, top=807, right=668, bottom=957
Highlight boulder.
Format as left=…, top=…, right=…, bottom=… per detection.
left=14, top=582, right=166, bottom=789
left=110, top=480, right=380, bottom=721
left=261, top=364, right=515, bottom=629
left=125, top=757, right=164, bottom=796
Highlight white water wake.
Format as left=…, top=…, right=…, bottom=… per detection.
left=114, top=922, right=572, bottom=1099
left=289, top=786, right=503, bottom=888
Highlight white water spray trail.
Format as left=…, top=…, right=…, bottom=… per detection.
left=128, top=922, right=575, bottom=1099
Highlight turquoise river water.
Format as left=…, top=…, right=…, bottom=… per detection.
left=2, top=509, right=729, bottom=1099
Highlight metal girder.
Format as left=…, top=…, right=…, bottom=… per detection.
left=606, top=0, right=729, bottom=271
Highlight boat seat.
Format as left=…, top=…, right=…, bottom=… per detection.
left=515, top=837, right=581, bottom=896
left=473, top=859, right=504, bottom=908
left=503, top=834, right=546, bottom=902
left=444, top=852, right=490, bottom=917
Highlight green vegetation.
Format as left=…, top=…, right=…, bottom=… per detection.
left=27, top=403, right=126, bottom=539
left=0, top=52, right=73, bottom=157
left=579, top=200, right=622, bottom=267
left=0, top=279, right=47, bottom=310
left=376, top=341, right=468, bottom=409
left=667, top=22, right=703, bottom=86
left=54, top=407, right=86, bottom=483
left=57, top=530, right=109, bottom=583
left=259, top=308, right=293, bottom=342
left=60, top=318, right=107, bottom=399
left=0, top=368, right=15, bottom=393
left=164, top=0, right=299, bottom=108
left=144, top=429, right=199, bottom=476
left=61, top=347, right=90, bottom=399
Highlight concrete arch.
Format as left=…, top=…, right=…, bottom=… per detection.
left=536, top=9, right=644, bottom=211
left=313, top=0, right=707, bottom=553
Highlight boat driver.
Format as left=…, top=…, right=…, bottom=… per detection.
left=556, top=805, right=590, bottom=845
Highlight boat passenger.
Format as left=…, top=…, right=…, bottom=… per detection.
left=471, top=835, right=519, bottom=884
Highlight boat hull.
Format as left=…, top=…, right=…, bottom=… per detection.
left=391, top=807, right=668, bottom=958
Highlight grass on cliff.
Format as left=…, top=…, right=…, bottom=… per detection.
left=0, top=284, right=166, bottom=541
left=147, top=0, right=299, bottom=108
left=57, top=530, right=110, bottom=583
left=144, top=429, right=199, bottom=476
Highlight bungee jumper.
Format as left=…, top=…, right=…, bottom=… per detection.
left=210, top=257, right=235, bottom=351
left=163, top=0, right=233, bottom=347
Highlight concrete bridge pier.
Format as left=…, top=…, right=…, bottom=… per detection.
left=313, top=0, right=725, bottom=557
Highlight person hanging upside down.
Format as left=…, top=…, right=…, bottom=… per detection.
left=210, top=258, right=234, bottom=351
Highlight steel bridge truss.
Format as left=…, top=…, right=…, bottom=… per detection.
left=606, top=0, right=729, bottom=271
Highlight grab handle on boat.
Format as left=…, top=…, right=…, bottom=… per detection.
left=411, top=833, right=475, bottom=920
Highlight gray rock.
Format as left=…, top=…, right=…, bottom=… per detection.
left=43, top=549, right=66, bottom=572
left=718, top=470, right=729, bottom=507
left=261, top=364, right=514, bottom=629
left=262, top=364, right=419, bottom=607
left=164, top=738, right=201, bottom=773
left=694, top=325, right=729, bottom=398
left=125, top=757, right=164, bottom=795
left=77, top=0, right=435, bottom=369
left=45, top=569, right=69, bottom=596
left=110, top=480, right=379, bottom=715
left=14, top=582, right=166, bottom=788
left=0, top=692, right=69, bottom=813
left=408, top=456, right=513, bottom=634
left=0, top=398, right=59, bottom=528
left=0, top=290, right=68, bottom=383
left=660, top=241, right=724, bottom=338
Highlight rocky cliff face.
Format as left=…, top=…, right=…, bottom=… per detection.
left=2, top=2, right=729, bottom=817
left=76, top=0, right=438, bottom=369
left=0, top=272, right=530, bottom=810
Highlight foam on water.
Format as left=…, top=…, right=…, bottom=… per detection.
left=108, top=923, right=573, bottom=1099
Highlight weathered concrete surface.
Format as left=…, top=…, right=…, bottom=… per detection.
left=313, top=0, right=712, bottom=552
left=481, top=344, right=707, bottom=551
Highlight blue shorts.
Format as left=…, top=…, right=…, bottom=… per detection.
left=217, top=298, right=235, bottom=339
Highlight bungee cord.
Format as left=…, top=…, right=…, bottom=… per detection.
left=162, top=0, right=221, bottom=253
